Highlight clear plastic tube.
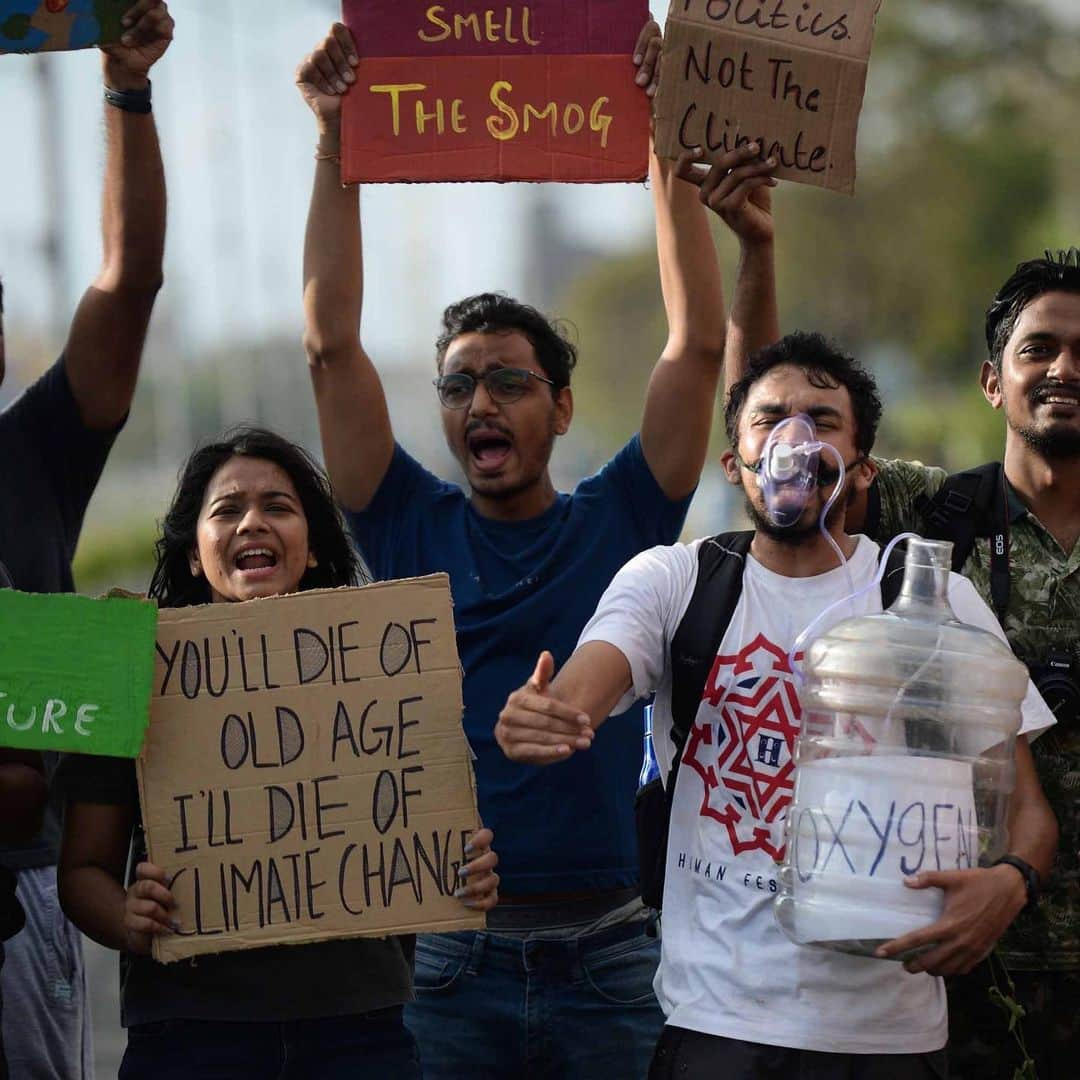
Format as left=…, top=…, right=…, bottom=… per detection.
left=813, top=441, right=856, bottom=605
left=787, top=531, right=921, bottom=681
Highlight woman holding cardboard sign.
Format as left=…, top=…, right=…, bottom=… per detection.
left=56, top=427, right=499, bottom=1078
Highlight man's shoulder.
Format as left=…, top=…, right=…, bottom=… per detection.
left=359, top=442, right=463, bottom=518
left=870, top=457, right=950, bottom=537
left=573, top=434, right=644, bottom=486
left=575, top=433, right=680, bottom=509
left=600, top=540, right=705, bottom=605
left=622, top=537, right=704, bottom=575
left=0, top=359, right=74, bottom=440
left=873, top=457, right=949, bottom=499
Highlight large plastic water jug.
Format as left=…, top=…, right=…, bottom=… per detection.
left=774, top=538, right=1028, bottom=958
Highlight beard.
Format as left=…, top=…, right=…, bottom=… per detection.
left=743, top=483, right=850, bottom=545
left=1014, top=420, right=1080, bottom=460
left=1008, top=381, right=1080, bottom=461
left=462, top=426, right=557, bottom=501
left=744, top=496, right=821, bottom=544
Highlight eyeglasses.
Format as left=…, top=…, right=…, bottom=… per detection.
left=433, top=367, right=555, bottom=410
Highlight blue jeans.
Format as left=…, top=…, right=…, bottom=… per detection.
left=406, top=921, right=665, bottom=1078
left=118, top=1008, right=421, bottom=1079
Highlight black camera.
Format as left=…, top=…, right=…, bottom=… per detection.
left=1030, top=649, right=1080, bottom=726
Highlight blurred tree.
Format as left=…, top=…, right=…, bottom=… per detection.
left=557, top=0, right=1079, bottom=467
left=558, top=249, right=668, bottom=452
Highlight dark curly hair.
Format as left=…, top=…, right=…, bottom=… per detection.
left=148, top=426, right=362, bottom=608
left=985, top=249, right=1080, bottom=372
left=435, top=292, right=578, bottom=390
left=725, top=332, right=883, bottom=455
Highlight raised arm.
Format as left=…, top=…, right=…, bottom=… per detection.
left=639, top=145, right=726, bottom=500
left=63, top=1, right=171, bottom=432
left=642, top=136, right=778, bottom=499
left=722, top=195, right=778, bottom=399
left=297, top=24, right=394, bottom=513
left=670, top=150, right=779, bottom=402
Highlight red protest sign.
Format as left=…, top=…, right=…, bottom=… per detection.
left=341, top=0, right=650, bottom=183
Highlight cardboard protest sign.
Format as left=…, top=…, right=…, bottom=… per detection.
left=653, top=0, right=884, bottom=194
left=137, top=575, right=484, bottom=963
left=341, top=0, right=650, bottom=183
left=0, top=589, right=156, bottom=756
left=0, top=1, right=128, bottom=54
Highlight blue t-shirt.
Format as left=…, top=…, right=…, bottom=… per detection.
left=346, top=436, right=691, bottom=895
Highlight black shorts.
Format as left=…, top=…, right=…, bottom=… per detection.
left=648, top=1027, right=948, bottom=1080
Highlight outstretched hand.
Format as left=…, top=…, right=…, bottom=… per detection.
left=875, top=865, right=1028, bottom=976
left=676, top=144, right=777, bottom=246
left=296, top=23, right=360, bottom=135
left=101, top=1, right=173, bottom=87
left=495, top=652, right=595, bottom=765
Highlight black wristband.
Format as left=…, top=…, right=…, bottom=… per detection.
left=104, top=79, right=152, bottom=114
left=994, top=854, right=1041, bottom=912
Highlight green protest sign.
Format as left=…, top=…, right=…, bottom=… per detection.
left=0, top=589, right=157, bottom=756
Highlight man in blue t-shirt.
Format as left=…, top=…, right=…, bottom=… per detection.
left=0, top=6, right=172, bottom=1076
left=296, top=19, right=779, bottom=1077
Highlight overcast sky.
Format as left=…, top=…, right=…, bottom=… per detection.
left=2, top=0, right=1075, bottom=370
left=0, top=0, right=656, bottom=369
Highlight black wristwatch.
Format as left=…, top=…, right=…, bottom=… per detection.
left=994, top=854, right=1041, bottom=912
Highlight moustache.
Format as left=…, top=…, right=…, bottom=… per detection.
left=465, top=420, right=513, bottom=439
left=1030, top=381, right=1080, bottom=405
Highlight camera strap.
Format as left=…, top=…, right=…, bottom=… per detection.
left=988, top=474, right=1012, bottom=625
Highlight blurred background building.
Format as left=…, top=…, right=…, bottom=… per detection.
left=1, top=1, right=1078, bottom=1073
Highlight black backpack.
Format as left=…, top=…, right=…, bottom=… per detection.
left=634, top=530, right=907, bottom=912
left=867, top=461, right=1012, bottom=621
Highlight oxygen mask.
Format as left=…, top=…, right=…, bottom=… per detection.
left=759, top=414, right=825, bottom=528
left=753, top=413, right=859, bottom=637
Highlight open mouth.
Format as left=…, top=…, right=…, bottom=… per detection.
left=466, top=429, right=513, bottom=473
left=234, top=547, right=279, bottom=575
left=1033, top=387, right=1080, bottom=408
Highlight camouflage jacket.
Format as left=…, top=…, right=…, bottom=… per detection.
left=872, top=458, right=1080, bottom=971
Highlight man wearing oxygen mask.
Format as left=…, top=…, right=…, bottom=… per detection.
left=724, top=236, right=1080, bottom=1073
left=495, top=331, right=1057, bottom=1078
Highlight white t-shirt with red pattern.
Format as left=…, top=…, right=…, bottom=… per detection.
left=579, top=535, right=1054, bottom=1054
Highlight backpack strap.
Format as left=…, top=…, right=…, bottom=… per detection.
left=864, top=477, right=883, bottom=541
left=879, top=538, right=908, bottom=609
left=669, top=531, right=754, bottom=755
left=636, top=531, right=751, bottom=911
left=918, top=462, right=1010, bottom=621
